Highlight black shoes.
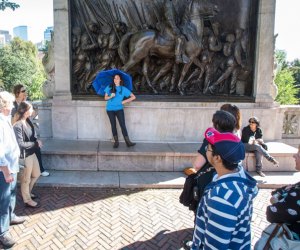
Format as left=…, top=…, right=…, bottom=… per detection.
left=256, top=170, right=266, bottom=177
left=124, top=136, right=136, bottom=147
left=113, top=136, right=119, bottom=148
left=25, top=201, right=41, bottom=208
left=0, top=233, right=16, bottom=248
left=270, top=158, right=279, bottom=168
left=10, top=216, right=26, bottom=225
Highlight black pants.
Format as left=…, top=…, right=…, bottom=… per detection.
left=35, top=147, right=45, bottom=173
left=107, top=110, right=128, bottom=137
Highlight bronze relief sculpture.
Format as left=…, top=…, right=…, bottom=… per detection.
left=70, top=0, right=258, bottom=98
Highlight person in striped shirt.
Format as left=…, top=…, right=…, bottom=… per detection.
left=191, top=128, right=258, bottom=250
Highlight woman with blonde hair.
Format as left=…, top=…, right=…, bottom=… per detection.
left=13, top=101, right=41, bottom=208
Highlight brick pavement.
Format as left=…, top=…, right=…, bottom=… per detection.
left=3, top=188, right=271, bottom=250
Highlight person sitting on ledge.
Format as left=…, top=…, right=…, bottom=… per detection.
left=241, top=116, right=279, bottom=177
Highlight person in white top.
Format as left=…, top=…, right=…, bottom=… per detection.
left=0, top=91, right=26, bottom=248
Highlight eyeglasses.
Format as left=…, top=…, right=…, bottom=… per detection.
left=249, top=121, right=256, bottom=124
left=20, top=90, right=26, bottom=93
left=205, top=145, right=213, bottom=153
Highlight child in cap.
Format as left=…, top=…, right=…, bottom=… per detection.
left=191, top=128, right=258, bottom=250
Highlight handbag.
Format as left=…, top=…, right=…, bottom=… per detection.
left=19, top=149, right=26, bottom=167
left=254, top=223, right=300, bottom=250
left=179, top=164, right=215, bottom=212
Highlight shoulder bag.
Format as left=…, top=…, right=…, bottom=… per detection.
left=179, top=164, right=215, bottom=212
left=254, top=223, right=300, bottom=250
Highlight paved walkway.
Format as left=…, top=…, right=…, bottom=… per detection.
left=4, top=187, right=271, bottom=250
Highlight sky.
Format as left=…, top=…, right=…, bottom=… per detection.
left=0, top=0, right=299, bottom=61
left=0, top=0, right=53, bottom=43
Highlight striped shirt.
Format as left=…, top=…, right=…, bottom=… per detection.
left=192, top=167, right=258, bottom=250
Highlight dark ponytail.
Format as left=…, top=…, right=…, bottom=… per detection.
left=15, top=101, right=32, bottom=122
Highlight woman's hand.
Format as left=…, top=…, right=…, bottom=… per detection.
left=256, top=138, right=264, bottom=144
left=104, top=93, right=115, bottom=100
left=122, top=93, right=136, bottom=105
left=37, top=140, right=43, bottom=148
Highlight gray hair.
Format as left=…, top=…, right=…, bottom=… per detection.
left=0, top=91, right=15, bottom=111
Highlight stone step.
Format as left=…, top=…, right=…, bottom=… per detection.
left=41, top=139, right=297, bottom=172
left=36, top=170, right=300, bottom=189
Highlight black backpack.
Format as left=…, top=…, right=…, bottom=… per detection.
left=179, top=164, right=215, bottom=212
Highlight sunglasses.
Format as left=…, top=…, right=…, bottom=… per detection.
left=205, top=145, right=214, bottom=153
left=249, top=121, right=257, bottom=124
left=20, top=90, right=26, bottom=93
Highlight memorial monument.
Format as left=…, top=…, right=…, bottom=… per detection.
left=39, top=0, right=284, bottom=143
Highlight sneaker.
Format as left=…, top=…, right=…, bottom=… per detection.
left=256, top=170, right=266, bottom=177
left=41, top=171, right=50, bottom=177
left=272, top=159, right=279, bottom=168
left=0, top=233, right=16, bottom=248
left=10, top=215, right=26, bottom=225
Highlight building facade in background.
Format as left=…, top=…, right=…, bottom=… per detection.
left=0, top=30, right=12, bottom=47
left=44, top=26, right=53, bottom=42
left=13, top=25, right=28, bottom=41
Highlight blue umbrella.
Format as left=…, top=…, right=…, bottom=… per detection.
left=92, top=69, right=133, bottom=96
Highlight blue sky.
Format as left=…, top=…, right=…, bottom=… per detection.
left=0, top=0, right=299, bottom=61
left=0, top=0, right=53, bottom=42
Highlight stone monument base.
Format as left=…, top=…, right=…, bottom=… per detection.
left=38, top=99, right=283, bottom=143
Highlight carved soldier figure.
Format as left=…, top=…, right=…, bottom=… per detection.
left=163, top=0, right=188, bottom=64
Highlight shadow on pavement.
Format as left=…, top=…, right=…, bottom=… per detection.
left=15, top=187, right=146, bottom=216
left=120, top=228, right=194, bottom=250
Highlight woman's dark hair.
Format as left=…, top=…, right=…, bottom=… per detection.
left=15, top=101, right=32, bottom=122
left=211, top=144, right=239, bottom=170
left=212, top=110, right=236, bottom=133
left=248, top=116, right=260, bottom=127
left=13, top=84, right=25, bottom=97
left=220, top=104, right=241, bottom=130
left=110, top=74, right=123, bottom=94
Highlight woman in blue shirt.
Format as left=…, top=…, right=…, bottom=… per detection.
left=104, top=74, right=136, bottom=148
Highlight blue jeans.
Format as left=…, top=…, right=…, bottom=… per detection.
left=107, top=110, right=128, bottom=137
left=244, top=143, right=273, bottom=171
left=0, top=173, right=17, bottom=236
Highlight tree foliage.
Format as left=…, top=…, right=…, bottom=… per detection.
left=275, top=69, right=299, bottom=104
left=274, top=50, right=299, bottom=104
left=0, top=38, right=45, bottom=100
left=0, top=0, right=19, bottom=11
left=275, top=50, right=289, bottom=71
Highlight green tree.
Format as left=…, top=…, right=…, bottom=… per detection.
left=275, top=69, right=299, bottom=104
left=290, top=59, right=300, bottom=100
left=275, top=49, right=289, bottom=71
left=0, top=38, right=45, bottom=100
left=274, top=50, right=299, bottom=104
left=0, top=0, right=19, bottom=11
